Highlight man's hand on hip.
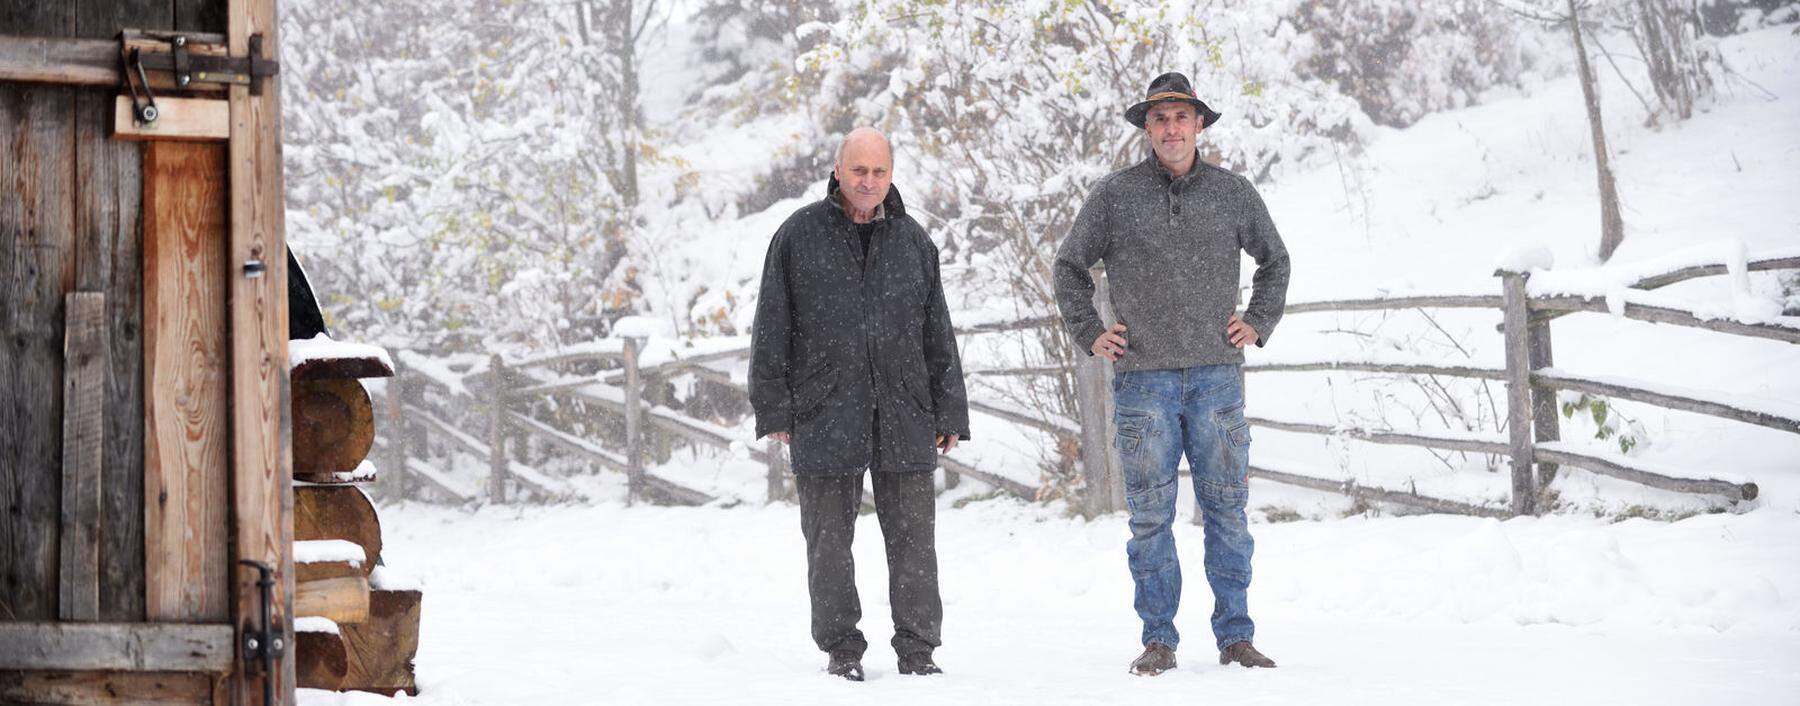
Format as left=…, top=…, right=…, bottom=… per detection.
left=1090, top=323, right=1129, bottom=361
left=1227, top=314, right=1259, bottom=348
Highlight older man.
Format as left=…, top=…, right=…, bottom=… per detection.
left=1054, top=72, right=1291, bottom=676
left=749, top=127, right=971, bottom=681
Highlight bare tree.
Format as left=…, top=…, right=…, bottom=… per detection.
left=1496, top=0, right=1627, bottom=261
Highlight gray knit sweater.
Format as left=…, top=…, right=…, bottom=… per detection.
left=1053, top=154, right=1290, bottom=372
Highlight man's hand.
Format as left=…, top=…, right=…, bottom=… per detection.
left=768, top=431, right=791, bottom=444
left=936, top=433, right=959, bottom=454
left=1226, top=314, right=1259, bottom=349
left=1090, top=323, right=1129, bottom=361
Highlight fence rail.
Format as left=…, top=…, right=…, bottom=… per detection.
left=374, top=251, right=1794, bottom=518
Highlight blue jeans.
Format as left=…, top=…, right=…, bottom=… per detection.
left=1112, top=364, right=1255, bottom=651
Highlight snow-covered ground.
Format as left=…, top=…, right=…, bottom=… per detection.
left=302, top=23, right=1800, bottom=706
left=303, top=494, right=1800, bottom=705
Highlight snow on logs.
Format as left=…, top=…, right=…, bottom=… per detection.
left=288, top=337, right=420, bottom=694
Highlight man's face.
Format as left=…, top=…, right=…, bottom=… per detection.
left=1145, top=102, right=1201, bottom=167
left=835, top=136, right=892, bottom=216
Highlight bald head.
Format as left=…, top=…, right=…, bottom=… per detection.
left=835, top=127, right=892, bottom=169
left=833, top=127, right=893, bottom=223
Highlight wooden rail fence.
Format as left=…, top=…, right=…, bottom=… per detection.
left=372, top=251, right=1795, bottom=518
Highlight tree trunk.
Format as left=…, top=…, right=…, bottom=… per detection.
left=1568, top=0, right=1626, bottom=262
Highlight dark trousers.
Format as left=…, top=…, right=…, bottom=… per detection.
left=796, top=469, right=942, bottom=658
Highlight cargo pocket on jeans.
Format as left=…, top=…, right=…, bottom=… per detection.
left=1114, top=409, right=1149, bottom=456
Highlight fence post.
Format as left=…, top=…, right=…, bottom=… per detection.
left=1075, top=273, right=1124, bottom=516
left=487, top=353, right=509, bottom=504
left=382, top=356, right=408, bottom=501
left=1528, top=315, right=1561, bottom=490
left=765, top=442, right=790, bottom=504
left=1499, top=269, right=1537, bottom=516
left=623, top=336, right=646, bottom=505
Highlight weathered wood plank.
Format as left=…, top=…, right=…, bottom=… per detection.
left=293, top=576, right=369, bottom=625
left=0, top=670, right=219, bottom=705
left=142, top=140, right=231, bottom=623
left=75, top=85, right=149, bottom=621
left=1246, top=465, right=1510, bottom=518
left=487, top=355, right=509, bottom=504
left=227, top=0, right=298, bottom=699
left=72, top=0, right=162, bottom=620
left=0, top=34, right=115, bottom=86
left=0, top=622, right=234, bottom=672
left=339, top=589, right=421, bottom=696
left=1, top=22, right=75, bottom=619
left=1531, top=369, right=1800, bottom=436
left=1246, top=415, right=1511, bottom=455
left=1528, top=295, right=1800, bottom=345
left=57, top=293, right=107, bottom=621
left=1284, top=294, right=1503, bottom=315
left=1499, top=271, right=1538, bottom=516
left=1243, top=359, right=1508, bottom=381
left=1535, top=443, right=1757, bottom=501
left=623, top=338, right=645, bottom=504
left=1527, top=318, right=1561, bottom=487
left=505, top=410, right=715, bottom=505
left=113, top=95, right=231, bottom=141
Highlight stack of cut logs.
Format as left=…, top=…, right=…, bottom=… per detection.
left=290, top=339, right=422, bottom=696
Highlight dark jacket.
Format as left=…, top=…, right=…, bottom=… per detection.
left=749, top=176, right=971, bottom=475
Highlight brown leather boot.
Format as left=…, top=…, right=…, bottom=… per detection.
left=1219, top=641, right=1276, bottom=668
left=1129, top=642, right=1177, bottom=676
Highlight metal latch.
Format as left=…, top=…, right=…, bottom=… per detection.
left=117, top=30, right=281, bottom=97
left=239, top=559, right=284, bottom=705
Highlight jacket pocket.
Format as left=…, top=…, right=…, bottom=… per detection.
left=791, top=360, right=838, bottom=423
left=900, top=372, right=934, bottom=417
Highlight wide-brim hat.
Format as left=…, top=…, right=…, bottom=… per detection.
left=1124, top=72, right=1222, bottom=129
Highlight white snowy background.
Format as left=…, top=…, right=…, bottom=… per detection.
left=282, top=1, right=1800, bottom=703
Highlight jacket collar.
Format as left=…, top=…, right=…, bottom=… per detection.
left=826, top=172, right=907, bottom=221
left=1141, top=150, right=1206, bottom=186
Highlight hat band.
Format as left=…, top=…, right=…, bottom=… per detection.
left=1145, top=91, right=1195, bottom=101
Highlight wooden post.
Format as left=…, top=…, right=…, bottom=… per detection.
left=58, top=292, right=107, bottom=621
left=487, top=354, right=508, bottom=504
left=623, top=337, right=646, bottom=506
left=765, top=443, right=790, bottom=504
left=1499, top=270, right=1538, bottom=516
left=227, top=0, right=299, bottom=700
left=1528, top=316, right=1561, bottom=490
left=1074, top=273, right=1125, bottom=516
left=383, top=358, right=408, bottom=502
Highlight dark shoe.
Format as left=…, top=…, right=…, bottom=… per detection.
left=1129, top=643, right=1177, bottom=676
left=827, top=650, right=865, bottom=681
left=1219, top=641, right=1276, bottom=668
left=898, top=652, right=943, bottom=676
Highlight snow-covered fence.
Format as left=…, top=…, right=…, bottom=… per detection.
left=963, top=249, right=1798, bottom=517
left=372, top=328, right=1036, bottom=507
left=368, top=249, right=1793, bottom=515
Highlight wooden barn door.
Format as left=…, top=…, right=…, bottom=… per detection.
left=0, top=0, right=295, bottom=703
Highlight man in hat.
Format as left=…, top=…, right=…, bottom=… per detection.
left=750, top=127, right=972, bottom=682
left=1053, top=72, right=1290, bottom=676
